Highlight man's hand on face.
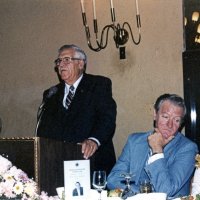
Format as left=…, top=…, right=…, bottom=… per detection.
left=148, top=128, right=175, bottom=153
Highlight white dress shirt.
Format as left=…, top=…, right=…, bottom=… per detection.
left=147, top=149, right=164, bottom=165
left=63, top=74, right=83, bottom=107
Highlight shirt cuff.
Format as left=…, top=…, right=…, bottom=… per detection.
left=88, top=137, right=100, bottom=146
left=147, top=153, right=164, bottom=164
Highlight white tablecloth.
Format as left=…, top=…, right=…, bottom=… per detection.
left=127, top=193, right=167, bottom=200
left=87, top=190, right=167, bottom=200
left=56, top=188, right=167, bottom=200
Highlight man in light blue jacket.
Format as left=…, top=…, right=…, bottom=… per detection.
left=107, top=94, right=198, bottom=198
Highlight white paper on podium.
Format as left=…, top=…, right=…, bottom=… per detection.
left=64, top=160, right=91, bottom=200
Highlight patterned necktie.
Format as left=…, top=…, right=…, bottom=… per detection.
left=65, top=85, right=74, bottom=109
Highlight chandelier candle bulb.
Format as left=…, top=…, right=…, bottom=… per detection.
left=92, top=0, right=97, bottom=19
left=192, top=11, right=199, bottom=22
left=197, top=24, right=200, bottom=34
left=110, top=0, right=114, bottom=9
left=80, top=0, right=85, bottom=13
left=135, top=0, right=139, bottom=15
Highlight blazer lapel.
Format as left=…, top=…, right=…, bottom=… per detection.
left=163, top=132, right=181, bottom=159
left=133, top=135, right=150, bottom=184
left=69, top=74, right=91, bottom=113
left=57, top=82, right=65, bottom=105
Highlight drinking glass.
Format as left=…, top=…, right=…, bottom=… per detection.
left=92, top=171, right=107, bottom=200
left=120, top=173, right=135, bottom=199
left=139, top=180, right=152, bottom=193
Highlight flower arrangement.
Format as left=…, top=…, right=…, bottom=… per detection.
left=180, top=194, right=200, bottom=200
left=0, top=155, right=59, bottom=200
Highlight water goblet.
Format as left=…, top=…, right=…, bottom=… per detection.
left=120, top=173, right=135, bottom=199
left=92, top=171, right=107, bottom=200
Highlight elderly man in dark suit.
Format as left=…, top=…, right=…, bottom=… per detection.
left=37, top=44, right=116, bottom=174
left=72, top=182, right=84, bottom=196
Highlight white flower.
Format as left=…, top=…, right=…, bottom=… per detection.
left=3, top=173, right=15, bottom=182
left=10, top=166, right=22, bottom=179
left=13, top=181, right=24, bottom=195
left=40, top=191, right=50, bottom=200
left=0, top=155, right=12, bottom=175
left=24, top=181, right=37, bottom=197
left=0, top=180, right=16, bottom=198
left=18, top=171, right=29, bottom=182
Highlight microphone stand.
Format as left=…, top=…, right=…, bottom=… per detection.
left=35, top=103, right=45, bottom=137
left=35, top=85, right=58, bottom=137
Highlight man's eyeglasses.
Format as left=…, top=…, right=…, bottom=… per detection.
left=54, top=57, right=82, bottom=66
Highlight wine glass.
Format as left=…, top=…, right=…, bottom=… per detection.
left=139, top=180, right=152, bottom=193
left=120, top=173, right=135, bottom=199
left=92, top=171, right=107, bottom=200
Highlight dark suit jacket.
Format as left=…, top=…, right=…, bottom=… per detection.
left=72, top=187, right=83, bottom=196
left=37, top=73, right=117, bottom=174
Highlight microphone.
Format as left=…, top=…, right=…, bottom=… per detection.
left=45, top=86, right=58, bottom=99
left=35, top=86, right=58, bottom=137
left=39, top=86, right=58, bottom=110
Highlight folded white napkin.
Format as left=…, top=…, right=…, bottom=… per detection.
left=127, top=192, right=167, bottom=200
left=56, top=187, right=64, bottom=199
left=86, top=189, right=108, bottom=200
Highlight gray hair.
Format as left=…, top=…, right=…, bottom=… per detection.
left=58, top=44, right=87, bottom=71
left=154, top=93, right=186, bottom=117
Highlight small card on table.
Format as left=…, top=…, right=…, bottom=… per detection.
left=64, top=160, right=91, bottom=199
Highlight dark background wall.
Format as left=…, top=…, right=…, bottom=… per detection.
left=183, top=0, right=200, bottom=151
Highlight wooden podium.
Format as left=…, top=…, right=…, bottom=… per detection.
left=0, top=137, right=93, bottom=195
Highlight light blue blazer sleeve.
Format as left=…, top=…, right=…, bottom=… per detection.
left=107, top=132, right=151, bottom=192
left=145, top=133, right=198, bottom=197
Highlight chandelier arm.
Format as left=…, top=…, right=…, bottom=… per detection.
left=84, top=25, right=101, bottom=52
left=95, top=25, right=115, bottom=49
left=110, top=8, right=116, bottom=23
left=81, top=12, right=101, bottom=52
left=123, top=22, right=141, bottom=45
left=92, top=19, right=108, bottom=49
left=136, top=14, right=141, bottom=29
left=114, top=23, right=122, bottom=48
left=81, top=12, right=101, bottom=51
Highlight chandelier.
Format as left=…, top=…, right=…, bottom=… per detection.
left=80, top=0, right=141, bottom=59
left=184, top=11, right=200, bottom=50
